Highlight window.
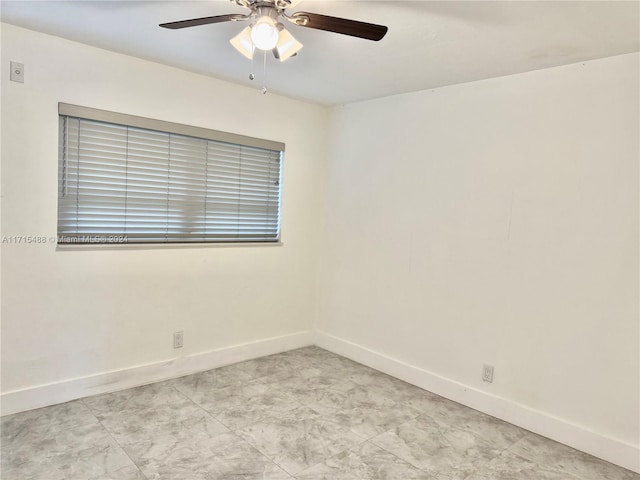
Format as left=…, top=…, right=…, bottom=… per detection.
left=58, top=104, right=283, bottom=245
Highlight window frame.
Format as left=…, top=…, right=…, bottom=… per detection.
left=57, top=103, right=285, bottom=248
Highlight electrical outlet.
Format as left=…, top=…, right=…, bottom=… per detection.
left=10, top=61, right=24, bottom=83
left=482, top=364, right=494, bottom=383
left=173, top=331, right=183, bottom=349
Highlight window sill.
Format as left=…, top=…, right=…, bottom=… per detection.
left=55, top=241, right=284, bottom=252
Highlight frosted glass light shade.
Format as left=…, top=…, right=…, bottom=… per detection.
left=251, top=17, right=279, bottom=50
left=276, top=29, right=303, bottom=62
left=230, top=26, right=254, bottom=59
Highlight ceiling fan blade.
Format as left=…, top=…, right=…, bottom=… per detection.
left=159, top=14, right=241, bottom=30
left=293, top=12, right=388, bottom=41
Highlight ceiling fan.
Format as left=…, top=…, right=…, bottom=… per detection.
left=159, top=0, right=388, bottom=62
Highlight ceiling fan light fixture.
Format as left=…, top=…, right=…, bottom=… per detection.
left=276, top=29, right=303, bottom=62
left=250, top=16, right=279, bottom=50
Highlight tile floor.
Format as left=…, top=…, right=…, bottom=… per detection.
left=1, top=346, right=638, bottom=479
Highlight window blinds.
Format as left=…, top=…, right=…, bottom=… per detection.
left=58, top=111, right=283, bottom=244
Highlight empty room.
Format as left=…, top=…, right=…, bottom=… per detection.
left=1, top=1, right=638, bottom=479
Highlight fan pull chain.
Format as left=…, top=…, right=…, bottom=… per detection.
left=261, top=50, right=268, bottom=95
left=249, top=46, right=255, bottom=81
left=247, top=48, right=267, bottom=95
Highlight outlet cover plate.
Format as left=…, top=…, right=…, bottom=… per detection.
left=173, top=331, right=183, bottom=349
left=482, top=364, right=494, bottom=383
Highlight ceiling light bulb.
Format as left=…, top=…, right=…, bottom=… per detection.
left=251, top=16, right=279, bottom=51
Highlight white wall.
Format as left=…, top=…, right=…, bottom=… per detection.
left=1, top=23, right=327, bottom=400
left=317, top=53, right=639, bottom=469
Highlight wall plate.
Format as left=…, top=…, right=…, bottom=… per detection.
left=10, top=61, right=24, bottom=83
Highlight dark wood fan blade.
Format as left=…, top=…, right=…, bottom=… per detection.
left=294, top=12, right=388, bottom=41
left=159, top=14, right=240, bottom=30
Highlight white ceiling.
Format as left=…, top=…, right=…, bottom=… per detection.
left=1, top=1, right=638, bottom=105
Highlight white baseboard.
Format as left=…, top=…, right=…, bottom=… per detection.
left=0, top=331, right=313, bottom=417
left=314, top=330, right=640, bottom=474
